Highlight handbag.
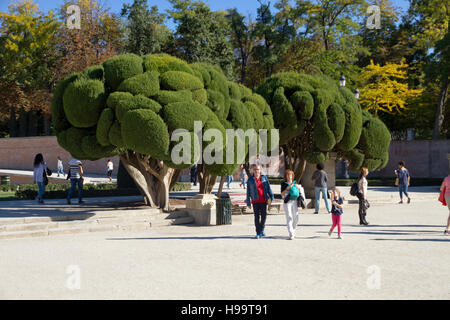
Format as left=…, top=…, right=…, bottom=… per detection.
left=395, top=177, right=399, bottom=186
left=297, top=195, right=306, bottom=209
left=43, top=170, right=48, bottom=186
left=439, top=187, right=447, bottom=206
left=364, top=199, right=370, bottom=209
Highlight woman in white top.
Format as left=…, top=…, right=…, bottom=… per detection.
left=357, top=167, right=369, bottom=225
left=33, top=153, right=47, bottom=204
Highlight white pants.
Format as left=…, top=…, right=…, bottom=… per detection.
left=283, top=200, right=299, bottom=237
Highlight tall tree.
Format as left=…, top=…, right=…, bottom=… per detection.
left=358, top=59, right=423, bottom=117
left=0, top=0, right=59, bottom=137
left=168, top=0, right=235, bottom=78
left=226, top=8, right=254, bottom=84
left=55, top=0, right=124, bottom=80
left=408, top=0, right=450, bottom=138
left=121, top=0, right=171, bottom=55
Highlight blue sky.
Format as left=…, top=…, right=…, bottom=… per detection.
left=0, top=0, right=411, bottom=27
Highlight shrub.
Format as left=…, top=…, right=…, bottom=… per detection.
left=103, top=53, right=143, bottom=90
left=162, top=101, right=210, bottom=132
left=160, top=71, right=204, bottom=91
left=121, top=109, right=170, bottom=159
left=63, top=78, right=106, bottom=128
left=117, top=71, right=160, bottom=97
left=96, top=108, right=115, bottom=146
left=154, top=90, right=193, bottom=105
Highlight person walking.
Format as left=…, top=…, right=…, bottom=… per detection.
left=357, top=167, right=370, bottom=225
left=226, top=175, right=233, bottom=189
left=312, top=163, right=331, bottom=214
left=239, top=165, right=247, bottom=189
left=33, top=153, right=47, bottom=204
left=281, top=169, right=303, bottom=240
left=395, top=161, right=411, bottom=204
left=246, top=164, right=274, bottom=239
left=57, top=156, right=65, bottom=177
left=67, top=158, right=84, bottom=204
left=106, top=159, right=114, bottom=183
left=439, top=175, right=450, bottom=235
left=328, top=188, right=344, bottom=239
left=190, top=164, right=198, bottom=186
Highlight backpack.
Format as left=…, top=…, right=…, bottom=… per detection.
left=288, top=180, right=300, bottom=199
left=350, top=182, right=359, bottom=196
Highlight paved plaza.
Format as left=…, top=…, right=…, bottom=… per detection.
left=0, top=192, right=449, bottom=300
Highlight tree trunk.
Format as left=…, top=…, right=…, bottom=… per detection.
left=43, top=113, right=51, bottom=136
left=9, top=107, right=18, bottom=137
left=294, top=157, right=307, bottom=182
left=432, top=76, right=449, bottom=139
left=169, top=169, right=182, bottom=190
left=217, top=176, right=225, bottom=198
left=119, top=152, right=175, bottom=211
left=18, top=108, right=27, bottom=137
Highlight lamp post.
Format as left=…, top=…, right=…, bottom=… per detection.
left=353, top=88, right=360, bottom=99
left=339, top=75, right=346, bottom=87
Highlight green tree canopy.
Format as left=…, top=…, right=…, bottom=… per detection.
left=51, top=53, right=274, bottom=210
left=257, top=71, right=391, bottom=177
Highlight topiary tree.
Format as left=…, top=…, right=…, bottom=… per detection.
left=256, top=72, right=391, bottom=180
left=51, top=53, right=275, bottom=210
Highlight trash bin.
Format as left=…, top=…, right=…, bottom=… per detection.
left=216, top=198, right=232, bottom=225
left=0, top=176, right=10, bottom=185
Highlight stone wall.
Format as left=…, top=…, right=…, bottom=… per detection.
left=0, top=136, right=119, bottom=175
left=369, top=140, right=450, bottom=179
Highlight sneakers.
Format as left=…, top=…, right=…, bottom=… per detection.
left=289, top=236, right=294, bottom=240
left=407, top=197, right=411, bottom=204
left=261, top=230, right=266, bottom=237
left=328, top=230, right=332, bottom=236
left=338, top=234, right=342, bottom=239
left=255, top=234, right=261, bottom=239
left=314, top=212, right=319, bottom=214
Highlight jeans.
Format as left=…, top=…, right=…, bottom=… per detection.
left=57, top=166, right=64, bottom=176
left=37, top=182, right=45, bottom=201
left=314, top=187, right=331, bottom=212
left=67, top=178, right=83, bottom=201
left=398, top=184, right=409, bottom=199
left=226, top=176, right=233, bottom=189
left=253, top=202, right=267, bottom=235
left=283, top=200, right=299, bottom=237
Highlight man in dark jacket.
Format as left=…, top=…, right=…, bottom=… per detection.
left=246, top=164, right=274, bottom=239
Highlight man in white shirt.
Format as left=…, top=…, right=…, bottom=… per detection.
left=67, top=158, right=84, bottom=204
left=107, top=160, right=114, bottom=183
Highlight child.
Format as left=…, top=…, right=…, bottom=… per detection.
left=328, top=187, right=344, bottom=239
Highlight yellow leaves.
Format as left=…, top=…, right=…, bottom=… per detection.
left=359, top=59, right=423, bottom=115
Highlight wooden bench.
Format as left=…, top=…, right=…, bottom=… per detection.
left=226, top=192, right=248, bottom=215
left=225, top=192, right=283, bottom=215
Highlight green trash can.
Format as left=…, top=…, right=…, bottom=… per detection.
left=216, top=198, right=232, bottom=225
left=0, top=176, right=10, bottom=185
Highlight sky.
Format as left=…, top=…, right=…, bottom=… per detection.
left=0, top=0, right=411, bottom=22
